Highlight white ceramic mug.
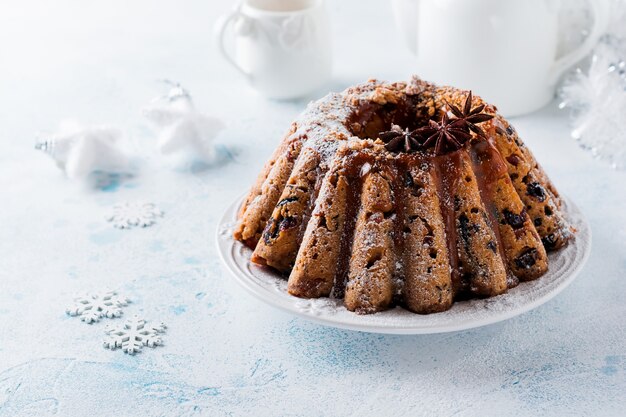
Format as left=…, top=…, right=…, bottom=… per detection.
left=215, top=0, right=332, bottom=99
left=392, top=0, right=610, bottom=116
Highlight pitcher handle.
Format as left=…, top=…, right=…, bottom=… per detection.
left=549, top=0, right=610, bottom=84
left=214, top=6, right=251, bottom=79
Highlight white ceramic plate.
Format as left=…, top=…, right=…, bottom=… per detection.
left=216, top=195, right=591, bottom=334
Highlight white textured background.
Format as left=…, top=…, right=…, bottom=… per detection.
left=0, top=1, right=625, bottom=416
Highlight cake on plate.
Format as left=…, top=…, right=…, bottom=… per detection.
left=233, top=77, right=571, bottom=314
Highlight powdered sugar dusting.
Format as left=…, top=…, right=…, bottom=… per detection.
left=291, top=80, right=390, bottom=169
left=217, top=195, right=591, bottom=334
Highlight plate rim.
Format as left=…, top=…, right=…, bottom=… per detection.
left=216, top=194, right=592, bottom=334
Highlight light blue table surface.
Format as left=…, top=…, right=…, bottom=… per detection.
left=0, top=1, right=624, bottom=416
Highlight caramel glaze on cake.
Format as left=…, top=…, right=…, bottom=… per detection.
left=234, top=77, right=571, bottom=314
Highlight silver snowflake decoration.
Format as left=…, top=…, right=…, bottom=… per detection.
left=66, top=290, right=130, bottom=324
left=103, top=315, right=166, bottom=355
left=106, top=201, right=164, bottom=229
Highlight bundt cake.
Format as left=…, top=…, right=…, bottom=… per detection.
left=234, top=77, right=571, bottom=314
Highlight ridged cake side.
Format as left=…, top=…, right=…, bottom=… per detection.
left=234, top=78, right=571, bottom=315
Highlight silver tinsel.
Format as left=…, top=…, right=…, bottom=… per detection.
left=559, top=0, right=626, bottom=170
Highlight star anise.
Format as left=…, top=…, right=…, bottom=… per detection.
left=413, top=112, right=473, bottom=155
left=378, top=126, right=421, bottom=153
left=377, top=92, right=494, bottom=156
left=445, top=91, right=494, bottom=139
left=414, top=91, right=494, bottom=155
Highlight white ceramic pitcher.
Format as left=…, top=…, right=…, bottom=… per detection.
left=215, top=0, right=332, bottom=100
left=392, top=0, right=610, bottom=116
